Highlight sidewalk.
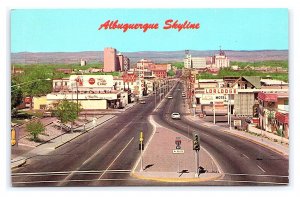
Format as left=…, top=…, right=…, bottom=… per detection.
left=186, top=115, right=289, bottom=157
left=11, top=114, right=115, bottom=169
left=131, top=116, right=222, bottom=182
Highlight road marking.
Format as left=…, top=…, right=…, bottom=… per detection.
left=131, top=115, right=157, bottom=173
left=215, top=139, right=222, bottom=143
left=227, top=145, right=235, bottom=150
left=241, top=153, right=250, bottom=159
left=223, top=173, right=288, bottom=178
left=257, top=165, right=266, bottom=173
left=12, top=170, right=131, bottom=177
left=201, top=146, right=223, bottom=174
left=98, top=137, right=134, bottom=180
left=13, top=178, right=140, bottom=185
left=58, top=112, right=142, bottom=186
left=214, top=179, right=287, bottom=185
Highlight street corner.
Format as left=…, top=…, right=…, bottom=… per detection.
left=11, top=157, right=27, bottom=169
left=130, top=170, right=223, bottom=183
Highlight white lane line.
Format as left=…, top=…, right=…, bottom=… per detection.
left=241, top=153, right=250, bottom=159
left=12, top=169, right=131, bottom=176
left=58, top=117, right=138, bottom=186
left=12, top=170, right=132, bottom=177
left=223, top=173, right=288, bottom=178
left=214, top=179, right=287, bottom=185
left=201, top=146, right=223, bottom=174
left=215, top=139, right=222, bottom=143
left=98, top=137, right=134, bottom=180
left=131, top=115, right=157, bottom=173
left=83, top=123, right=134, bottom=166
left=227, top=145, right=235, bottom=150
left=257, top=165, right=266, bottom=173
left=13, top=178, right=139, bottom=185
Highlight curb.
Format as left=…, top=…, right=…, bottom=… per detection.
left=222, top=129, right=289, bottom=157
left=185, top=116, right=288, bottom=157
left=54, top=116, right=116, bottom=149
left=130, top=172, right=223, bottom=183
left=11, top=158, right=27, bottom=169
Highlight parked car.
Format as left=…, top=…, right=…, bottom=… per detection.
left=167, top=96, right=173, bottom=99
left=171, top=112, right=181, bottom=119
left=140, top=100, right=146, bottom=104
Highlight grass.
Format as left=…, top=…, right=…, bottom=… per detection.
left=231, top=60, right=288, bottom=69
left=197, top=67, right=288, bottom=82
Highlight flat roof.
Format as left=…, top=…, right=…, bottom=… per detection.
left=261, top=79, right=288, bottom=85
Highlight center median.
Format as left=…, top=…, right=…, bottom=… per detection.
left=130, top=115, right=223, bottom=183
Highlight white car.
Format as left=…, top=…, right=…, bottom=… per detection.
left=171, top=112, right=181, bottom=119
left=167, top=96, right=173, bottom=99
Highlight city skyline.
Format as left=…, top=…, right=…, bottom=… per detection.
left=11, top=9, right=288, bottom=53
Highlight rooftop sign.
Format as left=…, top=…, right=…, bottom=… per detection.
left=204, top=88, right=238, bottom=94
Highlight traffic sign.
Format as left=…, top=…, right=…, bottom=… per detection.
left=173, top=149, right=184, bottom=154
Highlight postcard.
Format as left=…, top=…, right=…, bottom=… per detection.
left=10, top=8, right=289, bottom=186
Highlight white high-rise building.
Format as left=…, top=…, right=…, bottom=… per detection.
left=184, top=54, right=192, bottom=68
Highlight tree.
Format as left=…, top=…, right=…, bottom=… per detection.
left=11, top=80, right=23, bottom=117
left=167, top=70, right=175, bottom=77
left=171, top=62, right=184, bottom=69
left=26, top=120, right=45, bottom=142
left=54, top=99, right=81, bottom=132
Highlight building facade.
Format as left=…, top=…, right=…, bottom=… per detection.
left=104, top=47, right=117, bottom=72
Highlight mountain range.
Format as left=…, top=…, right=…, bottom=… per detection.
left=11, top=50, right=288, bottom=65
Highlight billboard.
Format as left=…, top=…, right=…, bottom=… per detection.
left=69, top=75, right=114, bottom=88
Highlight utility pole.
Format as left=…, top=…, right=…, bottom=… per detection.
left=213, top=101, right=216, bottom=125
left=76, top=81, right=79, bottom=115
left=139, top=130, right=144, bottom=172
left=229, top=94, right=232, bottom=130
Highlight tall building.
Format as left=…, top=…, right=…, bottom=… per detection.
left=104, top=47, right=117, bottom=72
left=117, top=53, right=124, bottom=71
left=184, top=54, right=192, bottom=68
left=212, top=49, right=230, bottom=68
left=123, top=57, right=130, bottom=71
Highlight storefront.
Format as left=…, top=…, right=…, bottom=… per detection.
left=47, top=75, right=128, bottom=110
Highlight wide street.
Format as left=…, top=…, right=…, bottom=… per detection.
left=11, top=80, right=289, bottom=186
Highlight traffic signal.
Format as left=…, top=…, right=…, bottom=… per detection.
left=193, top=134, right=200, bottom=151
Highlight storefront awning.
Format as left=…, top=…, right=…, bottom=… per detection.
left=258, top=92, right=278, bottom=102
left=275, top=112, right=289, bottom=124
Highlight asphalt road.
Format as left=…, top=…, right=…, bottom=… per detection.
left=153, top=81, right=289, bottom=186
left=11, top=85, right=170, bottom=186
left=11, top=80, right=289, bottom=186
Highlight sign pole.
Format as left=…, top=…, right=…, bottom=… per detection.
left=195, top=151, right=198, bottom=177
left=227, top=94, right=230, bottom=124
left=140, top=131, right=143, bottom=172
left=229, top=94, right=232, bottom=130
left=213, top=101, right=216, bottom=125
left=140, top=143, right=143, bottom=172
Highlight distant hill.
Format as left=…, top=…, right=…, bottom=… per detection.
left=11, top=50, right=288, bottom=65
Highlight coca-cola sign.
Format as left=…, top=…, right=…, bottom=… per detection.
left=89, top=78, right=95, bottom=85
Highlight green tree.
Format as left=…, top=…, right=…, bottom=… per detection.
left=167, top=70, right=175, bottom=77
left=171, top=62, right=184, bottom=69
left=26, top=120, right=45, bottom=142
left=54, top=99, right=81, bottom=132
left=11, top=80, right=23, bottom=116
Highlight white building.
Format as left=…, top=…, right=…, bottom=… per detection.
left=184, top=54, right=192, bottom=68
left=191, top=57, right=207, bottom=69
left=48, top=75, right=128, bottom=110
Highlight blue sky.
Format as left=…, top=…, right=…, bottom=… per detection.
left=11, top=9, right=288, bottom=52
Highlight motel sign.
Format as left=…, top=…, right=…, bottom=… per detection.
left=204, top=88, right=238, bottom=94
